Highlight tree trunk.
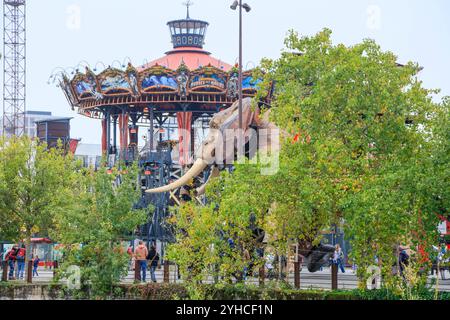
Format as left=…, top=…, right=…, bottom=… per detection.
left=25, top=230, right=32, bottom=283
left=396, top=244, right=400, bottom=276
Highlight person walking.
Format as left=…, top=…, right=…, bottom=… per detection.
left=265, top=251, right=275, bottom=279
left=333, top=244, right=346, bottom=273
left=32, top=255, right=40, bottom=277
left=134, top=241, right=148, bottom=282
left=146, top=245, right=160, bottom=283
left=243, top=248, right=251, bottom=281
left=127, top=246, right=133, bottom=271
left=399, top=248, right=409, bottom=276
left=5, top=245, right=18, bottom=280
left=16, top=245, right=26, bottom=280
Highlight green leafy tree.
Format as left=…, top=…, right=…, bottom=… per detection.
left=167, top=29, right=448, bottom=297
left=53, top=164, right=147, bottom=298
left=256, top=28, right=445, bottom=288
left=167, top=162, right=271, bottom=286
left=0, top=136, right=78, bottom=269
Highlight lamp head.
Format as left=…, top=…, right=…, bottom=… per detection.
left=242, top=3, right=251, bottom=12
left=230, top=1, right=238, bottom=10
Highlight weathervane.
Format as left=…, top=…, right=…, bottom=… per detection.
left=183, top=0, right=193, bottom=19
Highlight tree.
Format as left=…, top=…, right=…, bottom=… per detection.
left=53, top=163, right=147, bottom=297
left=167, top=163, right=271, bottom=285
left=256, top=28, right=445, bottom=287
left=0, top=136, right=78, bottom=271
left=167, top=29, right=448, bottom=295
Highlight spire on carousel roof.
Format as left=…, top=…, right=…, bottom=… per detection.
left=167, top=2, right=209, bottom=49
left=183, top=0, right=193, bottom=19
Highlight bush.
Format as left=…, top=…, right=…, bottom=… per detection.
left=1, top=282, right=448, bottom=300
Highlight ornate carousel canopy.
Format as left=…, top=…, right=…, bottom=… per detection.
left=60, top=63, right=262, bottom=117
left=58, top=8, right=265, bottom=120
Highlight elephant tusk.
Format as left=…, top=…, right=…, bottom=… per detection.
left=145, top=158, right=209, bottom=194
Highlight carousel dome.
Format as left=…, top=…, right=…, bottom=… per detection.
left=140, top=10, right=232, bottom=71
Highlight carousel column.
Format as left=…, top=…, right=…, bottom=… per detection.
left=112, top=114, right=118, bottom=156
left=149, top=106, right=154, bottom=151
left=119, top=111, right=129, bottom=162
left=157, top=117, right=166, bottom=144
left=128, top=114, right=139, bottom=162
left=105, top=111, right=111, bottom=160
left=190, top=117, right=195, bottom=160
left=101, top=115, right=107, bottom=157
left=176, top=108, right=193, bottom=167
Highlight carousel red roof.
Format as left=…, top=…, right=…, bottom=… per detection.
left=141, top=46, right=232, bottom=72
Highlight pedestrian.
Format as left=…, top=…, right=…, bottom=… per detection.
left=437, top=244, right=447, bottom=263
left=16, top=245, right=26, bottom=280
left=5, top=245, right=18, bottom=280
left=351, top=260, right=357, bottom=273
left=265, top=251, right=275, bottom=279
left=134, top=241, right=148, bottom=282
left=399, top=248, right=409, bottom=276
left=127, top=245, right=133, bottom=271
left=146, top=245, right=159, bottom=283
left=333, top=244, right=345, bottom=273
left=33, top=255, right=40, bottom=277
left=243, top=248, right=251, bottom=280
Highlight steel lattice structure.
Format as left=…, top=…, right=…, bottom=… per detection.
left=2, top=0, right=26, bottom=137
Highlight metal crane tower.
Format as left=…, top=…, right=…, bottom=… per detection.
left=2, top=0, right=26, bottom=137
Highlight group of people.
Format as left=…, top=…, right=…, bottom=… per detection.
left=128, top=241, right=160, bottom=283
left=3, top=245, right=40, bottom=280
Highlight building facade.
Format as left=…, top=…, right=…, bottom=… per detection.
left=74, top=143, right=103, bottom=169
left=1, top=110, right=68, bottom=138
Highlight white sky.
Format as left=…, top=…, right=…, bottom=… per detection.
left=2, top=0, right=449, bottom=143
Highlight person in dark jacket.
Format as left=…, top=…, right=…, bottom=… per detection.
left=399, top=249, right=409, bottom=276
left=5, top=245, right=18, bottom=280
left=146, top=245, right=160, bottom=283
left=33, top=255, right=40, bottom=277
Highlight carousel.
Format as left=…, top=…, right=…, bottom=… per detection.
left=54, top=6, right=268, bottom=245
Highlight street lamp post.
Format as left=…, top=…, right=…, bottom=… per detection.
left=230, top=1, right=251, bottom=131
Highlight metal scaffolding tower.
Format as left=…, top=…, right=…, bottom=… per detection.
left=2, top=0, right=26, bottom=137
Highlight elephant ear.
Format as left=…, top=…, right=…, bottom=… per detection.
left=215, top=98, right=256, bottom=164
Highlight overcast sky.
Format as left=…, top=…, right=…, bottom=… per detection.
left=2, top=0, right=449, bottom=143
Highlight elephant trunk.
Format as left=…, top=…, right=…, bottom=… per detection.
left=195, top=166, right=221, bottom=196
left=145, top=158, right=209, bottom=194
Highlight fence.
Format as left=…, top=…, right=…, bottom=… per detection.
left=2, top=259, right=449, bottom=292
left=131, top=260, right=343, bottom=290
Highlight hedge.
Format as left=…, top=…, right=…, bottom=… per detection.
left=1, top=282, right=448, bottom=300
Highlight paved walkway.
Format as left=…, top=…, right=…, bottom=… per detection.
left=7, top=267, right=450, bottom=292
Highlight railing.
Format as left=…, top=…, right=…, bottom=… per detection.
left=2, top=260, right=449, bottom=292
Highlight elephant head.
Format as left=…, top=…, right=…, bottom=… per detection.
left=146, top=98, right=279, bottom=194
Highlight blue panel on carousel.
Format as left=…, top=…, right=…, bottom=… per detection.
left=101, top=75, right=130, bottom=92
left=142, top=75, right=178, bottom=90
left=242, top=76, right=262, bottom=90
left=190, top=74, right=225, bottom=91
left=75, top=80, right=96, bottom=95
